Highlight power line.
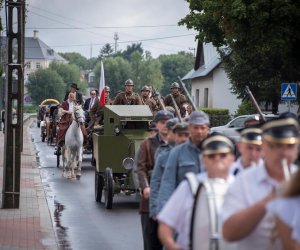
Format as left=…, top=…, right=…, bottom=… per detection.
left=26, top=24, right=178, bottom=29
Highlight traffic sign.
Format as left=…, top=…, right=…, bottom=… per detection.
left=281, top=83, right=297, bottom=101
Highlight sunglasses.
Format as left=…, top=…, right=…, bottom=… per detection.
left=206, top=153, right=228, bottom=159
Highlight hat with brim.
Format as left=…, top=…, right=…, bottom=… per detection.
left=189, top=110, right=210, bottom=126
left=262, top=118, right=299, bottom=144
left=166, top=118, right=179, bottom=130
left=239, top=127, right=262, bottom=145
left=202, top=134, right=234, bottom=155
left=70, top=83, right=79, bottom=90
left=172, top=122, right=189, bottom=133
left=153, top=110, right=174, bottom=123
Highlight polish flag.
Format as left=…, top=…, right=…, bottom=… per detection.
left=99, top=61, right=106, bottom=106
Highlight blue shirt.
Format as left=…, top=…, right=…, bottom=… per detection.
left=157, top=139, right=202, bottom=212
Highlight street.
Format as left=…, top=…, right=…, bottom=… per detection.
left=29, top=120, right=143, bottom=250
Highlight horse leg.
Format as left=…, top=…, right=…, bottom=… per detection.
left=62, top=146, right=67, bottom=177
left=66, top=149, right=73, bottom=179
left=76, top=146, right=83, bottom=179
left=70, top=151, right=76, bottom=179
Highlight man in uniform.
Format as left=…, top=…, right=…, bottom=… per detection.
left=64, top=83, right=83, bottom=105
left=164, top=82, right=188, bottom=117
left=231, top=127, right=263, bottom=175
left=113, top=79, right=142, bottom=105
left=136, top=110, right=174, bottom=250
left=157, top=110, right=210, bottom=212
left=158, top=133, right=236, bottom=250
left=140, top=85, right=159, bottom=114
left=222, top=117, right=299, bottom=250
left=150, top=121, right=189, bottom=220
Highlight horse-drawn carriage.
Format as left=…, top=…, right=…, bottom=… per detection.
left=93, top=105, right=153, bottom=209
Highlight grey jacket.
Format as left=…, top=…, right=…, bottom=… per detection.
left=149, top=144, right=173, bottom=217
left=157, top=139, right=202, bottom=212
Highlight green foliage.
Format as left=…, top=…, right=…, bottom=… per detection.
left=59, top=52, right=90, bottom=70
left=199, top=108, right=230, bottom=127
left=121, top=43, right=143, bottom=61
left=27, top=68, right=65, bottom=105
left=235, top=100, right=257, bottom=116
left=98, top=44, right=114, bottom=60
left=180, top=0, right=300, bottom=113
left=158, top=52, right=194, bottom=96
left=49, top=62, right=85, bottom=92
left=94, top=57, right=132, bottom=97
left=23, top=104, right=38, bottom=113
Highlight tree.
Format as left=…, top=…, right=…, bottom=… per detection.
left=93, top=56, right=132, bottom=97
left=180, top=0, right=300, bottom=113
left=98, top=43, right=114, bottom=60
left=49, top=62, right=86, bottom=92
left=158, top=51, right=194, bottom=96
left=122, top=43, right=144, bottom=61
left=59, top=52, right=89, bottom=70
left=27, top=68, right=65, bottom=105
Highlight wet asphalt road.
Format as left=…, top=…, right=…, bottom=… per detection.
left=29, top=121, right=143, bottom=250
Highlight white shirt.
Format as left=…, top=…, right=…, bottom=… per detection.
left=222, top=161, right=297, bottom=250
left=89, top=97, right=95, bottom=109
left=267, top=196, right=300, bottom=244
left=230, top=157, right=263, bottom=175
left=158, top=173, right=234, bottom=250
left=67, top=99, right=74, bottom=112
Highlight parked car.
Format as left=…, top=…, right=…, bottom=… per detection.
left=210, top=114, right=279, bottom=141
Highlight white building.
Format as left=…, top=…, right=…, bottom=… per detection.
left=183, top=43, right=240, bottom=115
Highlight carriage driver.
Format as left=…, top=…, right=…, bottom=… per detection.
left=56, top=92, right=88, bottom=147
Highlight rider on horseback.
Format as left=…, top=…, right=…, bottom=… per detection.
left=57, top=92, right=88, bottom=147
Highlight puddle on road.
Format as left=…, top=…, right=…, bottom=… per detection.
left=54, top=201, right=72, bottom=250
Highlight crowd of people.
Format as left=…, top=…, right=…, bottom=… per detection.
left=135, top=111, right=300, bottom=249
left=53, top=79, right=300, bottom=250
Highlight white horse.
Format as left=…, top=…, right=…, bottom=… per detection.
left=62, top=105, right=85, bottom=179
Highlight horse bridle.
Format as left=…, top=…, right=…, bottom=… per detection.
left=73, top=107, right=85, bottom=127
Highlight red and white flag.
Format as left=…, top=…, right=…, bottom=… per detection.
left=99, top=61, right=106, bottom=106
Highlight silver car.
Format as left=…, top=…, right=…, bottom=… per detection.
left=210, top=114, right=278, bottom=141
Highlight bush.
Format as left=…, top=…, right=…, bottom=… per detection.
left=235, top=100, right=257, bottom=116
left=24, top=104, right=38, bottom=113
left=198, top=108, right=231, bottom=127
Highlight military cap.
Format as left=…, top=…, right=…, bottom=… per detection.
left=201, top=134, right=235, bottom=155
left=124, top=79, right=134, bottom=86
left=141, top=85, right=150, bottom=92
left=148, top=121, right=158, bottom=131
left=261, top=117, right=299, bottom=144
left=239, top=127, right=262, bottom=145
left=105, top=86, right=110, bottom=92
left=172, top=122, right=189, bottom=133
left=153, top=110, right=174, bottom=123
left=170, top=82, right=180, bottom=89
left=166, top=118, right=179, bottom=129
left=189, top=110, right=210, bottom=126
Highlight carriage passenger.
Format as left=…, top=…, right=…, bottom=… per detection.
left=63, top=83, right=83, bottom=105
left=57, top=92, right=88, bottom=147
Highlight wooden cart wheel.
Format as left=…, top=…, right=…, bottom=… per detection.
left=95, top=171, right=103, bottom=202
left=56, top=147, right=61, bottom=168
left=104, top=167, right=113, bottom=209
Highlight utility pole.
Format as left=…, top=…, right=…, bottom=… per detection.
left=90, top=43, right=93, bottom=58
left=2, top=0, right=25, bottom=208
left=113, top=32, right=119, bottom=54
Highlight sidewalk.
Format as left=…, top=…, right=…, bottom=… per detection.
left=0, top=117, right=58, bottom=250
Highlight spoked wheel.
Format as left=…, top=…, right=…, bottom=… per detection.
left=95, top=171, right=103, bottom=202
left=56, top=147, right=61, bottom=168
left=104, top=167, right=114, bottom=209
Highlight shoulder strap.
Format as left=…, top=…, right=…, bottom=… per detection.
left=185, top=172, right=200, bottom=196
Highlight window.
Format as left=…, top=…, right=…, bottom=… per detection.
left=26, top=62, right=31, bottom=69
left=195, top=89, right=200, bottom=107
left=204, top=88, right=209, bottom=107
left=36, top=62, right=41, bottom=69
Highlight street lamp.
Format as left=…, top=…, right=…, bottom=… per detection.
left=189, top=47, right=196, bottom=57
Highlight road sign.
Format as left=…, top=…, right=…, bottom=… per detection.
left=281, top=83, right=297, bottom=101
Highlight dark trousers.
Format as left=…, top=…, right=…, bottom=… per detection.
left=140, top=213, right=163, bottom=250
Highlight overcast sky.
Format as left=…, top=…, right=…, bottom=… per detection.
left=1, top=0, right=198, bottom=59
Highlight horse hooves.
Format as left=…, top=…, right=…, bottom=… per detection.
left=76, top=175, right=81, bottom=179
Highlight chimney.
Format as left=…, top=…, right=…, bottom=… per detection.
left=33, top=30, right=39, bottom=39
